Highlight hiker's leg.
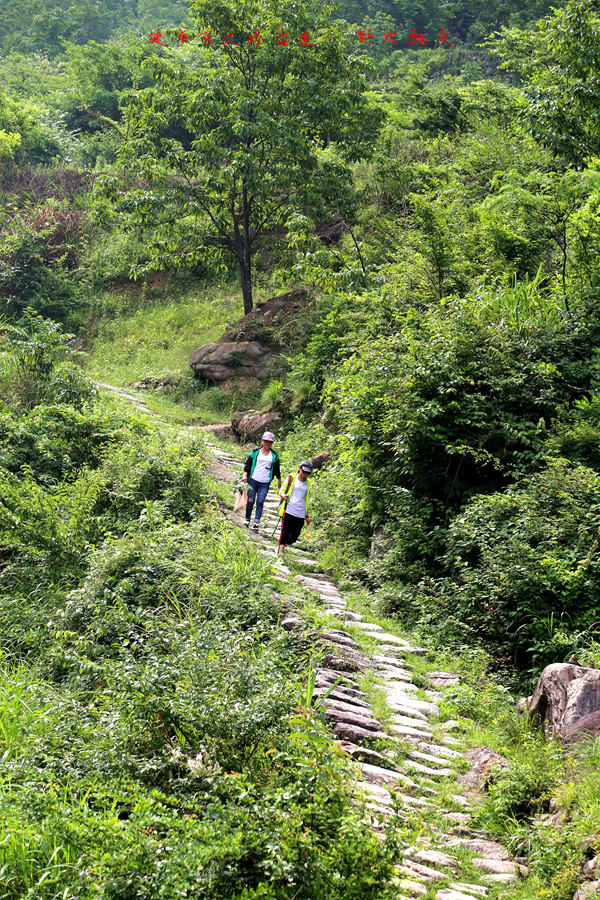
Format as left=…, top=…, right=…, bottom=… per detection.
left=245, top=479, right=257, bottom=521
left=254, top=482, right=270, bottom=523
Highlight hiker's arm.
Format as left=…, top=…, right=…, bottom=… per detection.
left=242, top=454, right=251, bottom=482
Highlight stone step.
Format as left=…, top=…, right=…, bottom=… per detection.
left=390, top=703, right=430, bottom=722
left=391, top=712, right=434, bottom=730
left=447, top=883, right=487, bottom=897
left=411, top=741, right=462, bottom=760
left=324, top=608, right=362, bottom=621
left=481, top=874, right=517, bottom=885
left=360, top=761, right=418, bottom=790
left=385, top=689, right=439, bottom=717
left=399, top=860, right=446, bottom=883
left=437, top=891, right=484, bottom=900
left=374, top=654, right=414, bottom=669
left=473, top=859, right=517, bottom=875
left=409, top=750, right=457, bottom=768
left=412, top=849, right=459, bottom=870
left=405, top=759, right=453, bottom=778
left=391, top=723, right=435, bottom=741
left=447, top=839, right=510, bottom=859
left=397, top=879, right=428, bottom=896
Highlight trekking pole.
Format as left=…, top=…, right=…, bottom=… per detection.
left=270, top=514, right=281, bottom=539
left=277, top=509, right=286, bottom=555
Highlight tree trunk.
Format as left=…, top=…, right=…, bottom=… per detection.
left=240, top=183, right=253, bottom=315
left=239, top=256, right=253, bottom=316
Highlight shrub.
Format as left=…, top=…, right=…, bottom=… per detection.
left=439, top=460, right=600, bottom=674
left=0, top=311, right=95, bottom=411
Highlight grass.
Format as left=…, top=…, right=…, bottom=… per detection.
left=82, top=277, right=263, bottom=424
left=85, top=280, right=244, bottom=384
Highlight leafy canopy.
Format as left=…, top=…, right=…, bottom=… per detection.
left=492, top=0, right=600, bottom=166
left=96, top=0, right=385, bottom=311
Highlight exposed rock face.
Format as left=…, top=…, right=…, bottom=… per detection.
left=457, top=747, right=509, bottom=791
left=310, top=451, right=330, bottom=470
left=189, top=340, right=270, bottom=389
left=231, top=410, right=283, bottom=441
left=189, top=288, right=308, bottom=391
left=574, top=881, right=600, bottom=900
left=521, top=663, right=600, bottom=742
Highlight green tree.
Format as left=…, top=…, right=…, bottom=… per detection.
left=492, top=0, right=600, bottom=166
left=97, top=0, right=385, bottom=313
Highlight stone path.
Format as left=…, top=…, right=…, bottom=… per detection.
left=93, top=384, right=521, bottom=899
left=204, top=438, right=525, bottom=900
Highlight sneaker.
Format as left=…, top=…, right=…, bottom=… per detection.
left=252, top=522, right=259, bottom=531
left=243, top=519, right=250, bottom=528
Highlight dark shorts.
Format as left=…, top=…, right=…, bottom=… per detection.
left=280, top=513, right=304, bottom=545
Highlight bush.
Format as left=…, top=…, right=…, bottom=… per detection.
left=438, top=460, right=600, bottom=674
left=0, top=311, right=95, bottom=411
left=0, top=202, right=86, bottom=321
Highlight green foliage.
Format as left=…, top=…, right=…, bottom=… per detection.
left=0, top=312, right=94, bottom=411
left=94, top=0, right=385, bottom=312
left=492, top=0, right=600, bottom=166
left=477, top=733, right=563, bottom=833
left=0, top=200, right=87, bottom=321
left=0, top=90, right=60, bottom=168
left=440, top=461, right=600, bottom=672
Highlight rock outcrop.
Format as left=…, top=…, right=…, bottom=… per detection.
left=189, top=340, right=270, bottom=392
left=189, top=289, right=308, bottom=392
left=521, top=663, right=600, bottom=742
left=231, top=410, right=283, bottom=441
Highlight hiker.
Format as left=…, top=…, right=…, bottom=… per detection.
left=242, top=432, right=282, bottom=531
left=277, top=460, right=313, bottom=554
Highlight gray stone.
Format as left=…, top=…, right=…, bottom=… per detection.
left=449, top=839, right=510, bottom=860
left=343, top=743, right=392, bottom=766
left=427, top=672, right=460, bottom=687
left=397, top=879, right=427, bottom=896
left=409, top=750, right=455, bottom=768
left=521, top=662, right=600, bottom=741
left=322, top=649, right=371, bottom=673
left=447, top=884, right=487, bottom=897
left=413, top=849, right=458, bottom=870
left=472, top=858, right=516, bottom=875
left=457, top=747, right=508, bottom=791
left=574, top=882, right=600, bottom=900
left=313, top=686, right=369, bottom=707
left=481, top=873, right=517, bottom=884
left=360, top=762, right=417, bottom=789
left=332, top=722, right=389, bottom=743
left=400, top=861, right=446, bottom=883
left=390, top=723, right=434, bottom=740
left=321, top=704, right=382, bottom=732
left=437, top=892, right=484, bottom=900
left=405, top=759, right=453, bottom=778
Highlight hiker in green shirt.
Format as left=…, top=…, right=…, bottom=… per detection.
left=242, top=432, right=282, bottom=531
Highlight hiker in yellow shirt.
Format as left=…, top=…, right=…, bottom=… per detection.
left=277, top=461, right=312, bottom=555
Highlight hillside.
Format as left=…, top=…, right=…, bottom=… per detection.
left=3, top=0, right=600, bottom=897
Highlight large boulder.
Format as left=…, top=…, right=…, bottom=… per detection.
left=189, top=289, right=309, bottom=392
left=189, top=340, right=272, bottom=388
left=521, top=663, right=600, bottom=742
left=232, top=410, right=283, bottom=441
